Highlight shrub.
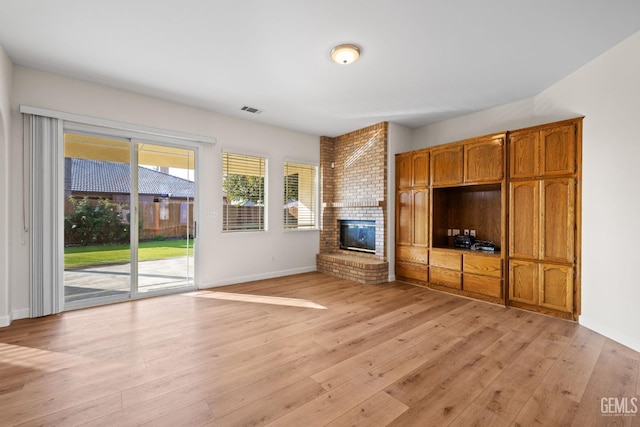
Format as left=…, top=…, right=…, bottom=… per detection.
left=65, top=197, right=129, bottom=246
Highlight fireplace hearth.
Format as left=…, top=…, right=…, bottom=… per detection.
left=339, top=220, right=376, bottom=254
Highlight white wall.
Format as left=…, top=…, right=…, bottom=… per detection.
left=0, top=46, right=12, bottom=326
left=387, top=123, right=413, bottom=280
left=8, top=66, right=320, bottom=319
left=411, top=30, right=640, bottom=352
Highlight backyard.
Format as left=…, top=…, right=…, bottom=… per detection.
left=64, top=239, right=194, bottom=269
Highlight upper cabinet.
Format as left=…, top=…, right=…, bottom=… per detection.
left=540, top=125, right=576, bottom=177
left=431, top=145, right=463, bottom=186
left=412, top=150, right=430, bottom=187
left=510, top=122, right=577, bottom=179
left=431, top=133, right=505, bottom=186
left=464, top=135, right=505, bottom=183
left=396, top=152, right=413, bottom=189
left=397, top=149, right=429, bottom=188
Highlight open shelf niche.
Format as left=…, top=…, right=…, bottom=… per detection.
left=431, top=183, right=502, bottom=251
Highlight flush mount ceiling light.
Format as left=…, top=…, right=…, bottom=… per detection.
left=330, top=44, right=361, bottom=65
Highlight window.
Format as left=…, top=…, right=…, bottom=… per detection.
left=222, top=153, right=266, bottom=231
left=284, top=161, right=318, bottom=229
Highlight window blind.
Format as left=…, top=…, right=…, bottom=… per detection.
left=284, top=161, right=318, bottom=229
left=222, top=153, right=266, bottom=231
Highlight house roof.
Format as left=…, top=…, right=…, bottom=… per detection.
left=69, top=158, right=194, bottom=198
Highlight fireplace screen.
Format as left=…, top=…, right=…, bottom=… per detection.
left=339, top=220, right=375, bottom=253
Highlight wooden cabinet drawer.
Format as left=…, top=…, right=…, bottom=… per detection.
left=429, top=251, right=462, bottom=271
left=396, top=246, right=428, bottom=264
left=396, top=262, right=428, bottom=282
left=430, top=267, right=461, bottom=289
left=463, top=254, right=502, bottom=278
left=463, top=274, right=502, bottom=298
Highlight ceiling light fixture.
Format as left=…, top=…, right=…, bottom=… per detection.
left=330, top=44, right=361, bottom=65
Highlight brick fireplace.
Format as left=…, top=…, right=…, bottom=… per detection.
left=316, top=122, right=389, bottom=284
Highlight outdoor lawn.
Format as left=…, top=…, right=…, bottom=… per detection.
left=64, top=239, right=194, bottom=269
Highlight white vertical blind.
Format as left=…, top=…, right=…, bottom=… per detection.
left=30, top=115, right=63, bottom=317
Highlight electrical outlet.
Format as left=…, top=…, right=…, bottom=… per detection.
left=470, top=229, right=476, bottom=237
left=452, top=229, right=460, bottom=236
left=447, top=229, right=452, bottom=236
left=464, top=229, right=470, bottom=236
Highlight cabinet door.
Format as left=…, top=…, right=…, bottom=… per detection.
left=509, top=130, right=539, bottom=179
left=540, top=124, right=575, bottom=177
left=431, top=145, right=463, bottom=186
left=413, top=188, right=429, bottom=247
left=396, top=190, right=413, bottom=245
left=540, top=263, right=573, bottom=313
left=509, top=181, right=539, bottom=259
left=396, top=153, right=413, bottom=188
left=464, top=137, right=504, bottom=183
left=541, top=178, right=575, bottom=263
left=412, top=150, right=430, bottom=187
left=509, top=260, right=538, bottom=305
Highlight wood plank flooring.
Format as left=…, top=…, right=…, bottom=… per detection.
left=0, top=272, right=638, bottom=426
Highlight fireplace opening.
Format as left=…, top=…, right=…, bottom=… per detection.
left=339, top=220, right=375, bottom=254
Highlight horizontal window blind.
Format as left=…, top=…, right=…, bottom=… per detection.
left=223, top=153, right=266, bottom=232
left=284, top=161, right=318, bottom=229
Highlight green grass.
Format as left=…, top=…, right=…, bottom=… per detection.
left=64, top=239, right=194, bottom=269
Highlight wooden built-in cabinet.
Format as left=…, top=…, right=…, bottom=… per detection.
left=395, top=117, right=582, bottom=320
left=508, top=119, right=581, bottom=319
left=395, top=150, right=430, bottom=284
left=397, top=132, right=507, bottom=303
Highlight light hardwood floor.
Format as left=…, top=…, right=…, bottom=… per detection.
left=0, top=272, right=638, bottom=426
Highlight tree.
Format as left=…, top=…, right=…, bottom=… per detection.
left=64, top=197, right=129, bottom=245
left=223, top=174, right=264, bottom=205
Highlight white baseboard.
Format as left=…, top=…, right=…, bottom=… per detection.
left=388, top=274, right=396, bottom=282
left=0, top=308, right=29, bottom=328
left=200, top=266, right=317, bottom=289
left=12, top=308, right=30, bottom=321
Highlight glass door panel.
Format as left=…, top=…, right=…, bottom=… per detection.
left=63, top=133, right=132, bottom=303
left=136, top=143, right=195, bottom=293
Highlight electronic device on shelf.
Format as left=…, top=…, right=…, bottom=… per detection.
left=470, top=240, right=497, bottom=252
left=454, top=234, right=475, bottom=249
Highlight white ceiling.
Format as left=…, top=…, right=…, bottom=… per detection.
left=1, top=1, right=640, bottom=137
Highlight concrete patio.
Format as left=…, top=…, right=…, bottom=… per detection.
left=64, top=256, right=195, bottom=302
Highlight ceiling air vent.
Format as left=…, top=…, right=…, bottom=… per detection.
left=241, top=106, right=263, bottom=114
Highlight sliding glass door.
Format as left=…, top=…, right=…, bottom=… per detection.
left=63, top=131, right=197, bottom=307
left=136, top=142, right=195, bottom=294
